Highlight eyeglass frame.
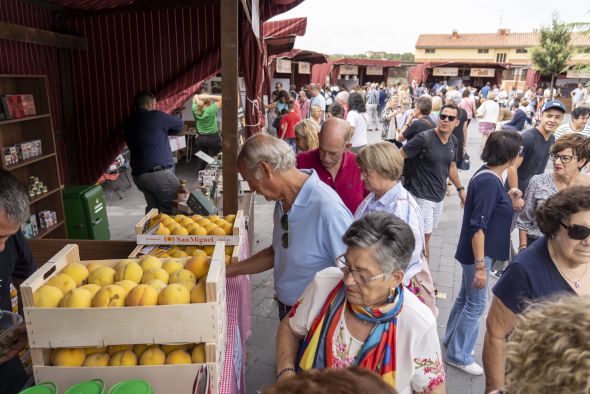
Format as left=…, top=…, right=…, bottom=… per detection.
left=336, top=254, right=394, bottom=285
left=550, top=153, right=578, bottom=164
left=560, top=222, right=590, bottom=241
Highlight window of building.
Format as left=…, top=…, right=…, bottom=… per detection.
left=477, top=49, right=489, bottom=54
left=516, top=48, right=528, bottom=54
left=496, top=53, right=507, bottom=62
left=425, top=49, right=436, bottom=54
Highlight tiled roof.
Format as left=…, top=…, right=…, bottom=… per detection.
left=416, top=31, right=590, bottom=48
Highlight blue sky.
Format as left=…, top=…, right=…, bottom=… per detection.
left=270, top=0, right=590, bottom=54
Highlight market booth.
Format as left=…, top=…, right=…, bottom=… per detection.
left=408, top=61, right=510, bottom=90
left=269, top=48, right=329, bottom=91
left=0, top=0, right=303, bottom=393
left=330, top=58, right=402, bottom=89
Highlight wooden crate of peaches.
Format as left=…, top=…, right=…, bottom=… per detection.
left=19, top=243, right=227, bottom=393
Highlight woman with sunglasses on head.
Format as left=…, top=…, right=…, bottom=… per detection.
left=275, top=212, right=446, bottom=393
left=444, top=130, right=522, bottom=376
left=483, top=186, right=590, bottom=394
left=517, top=133, right=590, bottom=250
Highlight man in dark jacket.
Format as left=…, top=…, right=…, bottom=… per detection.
left=124, top=92, right=184, bottom=214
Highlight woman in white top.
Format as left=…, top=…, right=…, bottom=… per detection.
left=346, top=92, right=369, bottom=152
left=354, top=142, right=437, bottom=316
left=275, top=212, right=446, bottom=393
left=476, top=92, right=500, bottom=147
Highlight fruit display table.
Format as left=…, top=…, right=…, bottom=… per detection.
left=26, top=238, right=252, bottom=394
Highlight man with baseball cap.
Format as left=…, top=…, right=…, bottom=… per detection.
left=492, top=100, right=565, bottom=278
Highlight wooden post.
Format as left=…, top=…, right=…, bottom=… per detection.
left=220, top=0, right=239, bottom=215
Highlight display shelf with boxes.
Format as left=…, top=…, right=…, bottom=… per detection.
left=20, top=242, right=227, bottom=392
left=0, top=75, right=65, bottom=239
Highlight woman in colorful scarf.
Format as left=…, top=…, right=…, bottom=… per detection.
left=275, top=212, right=446, bottom=393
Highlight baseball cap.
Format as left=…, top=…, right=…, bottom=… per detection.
left=541, top=100, right=566, bottom=113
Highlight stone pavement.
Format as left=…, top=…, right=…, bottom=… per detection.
left=244, top=123, right=490, bottom=394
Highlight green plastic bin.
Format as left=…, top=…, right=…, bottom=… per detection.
left=64, top=379, right=105, bottom=394
left=18, top=381, right=58, bottom=394
left=108, top=379, right=153, bottom=394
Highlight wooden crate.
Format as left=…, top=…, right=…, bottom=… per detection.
left=31, top=342, right=224, bottom=394
left=135, top=209, right=244, bottom=246
left=20, top=242, right=227, bottom=349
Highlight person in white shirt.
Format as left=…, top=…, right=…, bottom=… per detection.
left=554, top=106, right=590, bottom=139
left=346, top=92, right=369, bottom=152
left=476, top=92, right=500, bottom=147
left=571, top=83, right=588, bottom=111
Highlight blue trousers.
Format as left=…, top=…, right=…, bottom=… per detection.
left=443, top=257, right=491, bottom=365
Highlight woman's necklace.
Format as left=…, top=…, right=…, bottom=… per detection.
left=552, top=240, right=588, bottom=289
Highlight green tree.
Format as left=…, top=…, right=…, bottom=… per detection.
left=530, top=14, right=573, bottom=100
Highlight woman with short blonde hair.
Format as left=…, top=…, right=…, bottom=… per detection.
left=294, top=119, right=320, bottom=153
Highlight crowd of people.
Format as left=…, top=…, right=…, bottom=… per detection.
left=238, top=78, right=590, bottom=393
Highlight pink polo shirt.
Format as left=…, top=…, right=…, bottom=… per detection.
left=296, top=149, right=367, bottom=213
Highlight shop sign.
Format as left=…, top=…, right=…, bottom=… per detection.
left=298, top=61, right=311, bottom=74
left=340, top=64, right=359, bottom=75
left=433, top=67, right=459, bottom=77
left=566, top=70, right=590, bottom=79
left=276, top=59, right=292, bottom=74
left=366, top=65, right=383, bottom=75
left=470, top=68, right=496, bottom=77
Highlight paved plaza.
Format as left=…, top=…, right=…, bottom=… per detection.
left=105, top=119, right=556, bottom=394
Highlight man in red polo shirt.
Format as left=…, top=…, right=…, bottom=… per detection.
left=279, top=101, right=301, bottom=153
left=296, top=117, right=367, bottom=213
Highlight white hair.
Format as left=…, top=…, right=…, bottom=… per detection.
left=335, top=91, right=349, bottom=104
left=238, top=135, right=295, bottom=179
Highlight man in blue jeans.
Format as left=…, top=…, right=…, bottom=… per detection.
left=124, top=91, right=184, bottom=214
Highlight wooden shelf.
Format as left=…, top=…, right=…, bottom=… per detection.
left=0, top=113, right=50, bottom=126
left=4, top=153, right=56, bottom=170
left=33, top=221, right=65, bottom=240
left=29, top=186, right=62, bottom=205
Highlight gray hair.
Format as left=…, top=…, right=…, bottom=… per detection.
left=335, top=91, right=349, bottom=104
left=342, top=212, right=414, bottom=273
left=238, top=134, right=296, bottom=179
left=447, top=90, right=462, bottom=105
left=0, top=170, right=30, bottom=225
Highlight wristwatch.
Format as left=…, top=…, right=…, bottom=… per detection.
left=456, top=186, right=465, bottom=192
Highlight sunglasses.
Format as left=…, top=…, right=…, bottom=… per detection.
left=439, top=114, right=457, bottom=121
left=281, top=214, right=289, bottom=248
left=560, top=222, right=590, bottom=240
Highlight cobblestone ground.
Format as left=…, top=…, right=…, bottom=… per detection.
left=245, top=122, right=491, bottom=394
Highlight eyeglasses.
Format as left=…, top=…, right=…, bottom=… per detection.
left=560, top=222, right=590, bottom=240
left=281, top=214, right=289, bottom=248
left=439, top=114, right=457, bottom=121
left=550, top=154, right=577, bottom=164
left=336, top=254, right=392, bottom=285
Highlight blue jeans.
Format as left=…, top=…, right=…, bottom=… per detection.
left=285, top=138, right=297, bottom=153
left=443, top=257, right=491, bottom=365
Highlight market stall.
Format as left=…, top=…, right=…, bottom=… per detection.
left=268, top=49, right=329, bottom=90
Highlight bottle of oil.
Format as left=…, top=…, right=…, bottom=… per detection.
left=177, top=179, right=189, bottom=201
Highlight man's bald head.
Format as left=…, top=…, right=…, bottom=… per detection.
left=318, top=118, right=351, bottom=172
left=320, top=118, right=352, bottom=145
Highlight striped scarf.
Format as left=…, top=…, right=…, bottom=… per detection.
left=297, top=281, right=404, bottom=387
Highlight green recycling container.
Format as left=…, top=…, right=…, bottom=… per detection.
left=18, top=381, right=58, bottom=394
left=64, top=379, right=105, bottom=394
left=63, top=185, right=110, bottom=240
left=107, top=379, right=153, bottom=394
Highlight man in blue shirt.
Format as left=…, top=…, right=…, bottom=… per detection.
left=228, top=134, right=352, bottom=320
left=480, top=82, right=491, bottom=99
left=124, top=91, right=184, bottom=214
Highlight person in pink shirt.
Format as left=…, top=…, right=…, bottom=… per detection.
left=299, top=90, right=310, bottom=119
left=296, top=118, right=367, bottom=213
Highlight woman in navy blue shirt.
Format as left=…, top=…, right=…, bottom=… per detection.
left=483, top=186, right=590, bottom=393
left=444, top=131, right=522, bottom=376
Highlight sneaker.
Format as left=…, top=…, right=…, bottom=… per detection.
left=491, top=269, right=504, bottom=279
left=445, top=359, right=484, bottom=375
